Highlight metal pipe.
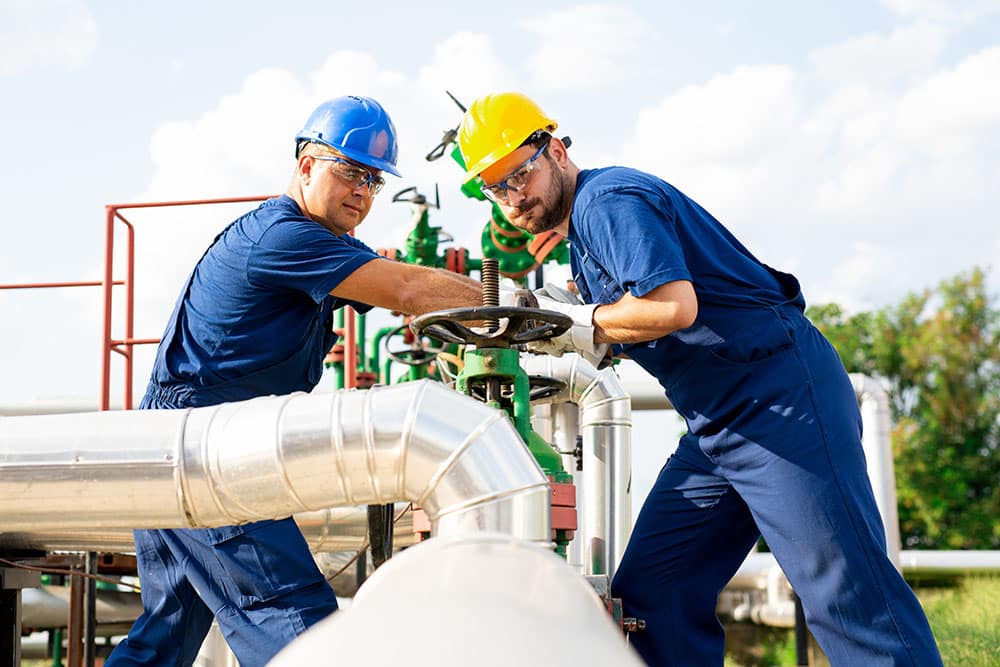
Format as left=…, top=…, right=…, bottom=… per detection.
left=22, top=586, right=144, bottom=632
left=552, top=404, right=583, bottom=568
left=0, top=381, right=550, bottom=543
left=100, top=205, right=115, bottom=412
left=849, top=373, right=902, bottom=568
left=723, top=550, right=1000, bottom=628
left=0, top=506, right=416, bottom=554
left=522, top=354, right=632, bottom=577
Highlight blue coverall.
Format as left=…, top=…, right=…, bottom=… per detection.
left=568, top=168, right=942, bottom=666
left=107, top=195, right=382, bottom=667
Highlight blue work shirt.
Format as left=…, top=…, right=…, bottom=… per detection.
left=568, top=167, right=806, bottom=409
left=146, top=194, right=379, bottom=406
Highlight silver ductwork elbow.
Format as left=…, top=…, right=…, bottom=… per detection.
left=522, top=354, right=632, bottom=577
left=0, top=380, right=550, bottom=543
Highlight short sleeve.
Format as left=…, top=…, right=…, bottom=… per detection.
left=248, top=220, right=382, bottom=303
left=579, top=186, right=691, bottom=298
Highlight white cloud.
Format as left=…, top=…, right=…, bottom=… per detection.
left=879, top=0, right=1000, bottom=22
left=0, top=0, right=97, bottom=75
left=809, top=241, right=894, bottom=312
left=896, top=46, right=1000, bottom=154
left=416, top=31, right=516, bottom=103
left=621, top=64, right=812, bottom=228
left=520, top=4, right=650, bottom=90
left=809, top=22, right=948, bottom=88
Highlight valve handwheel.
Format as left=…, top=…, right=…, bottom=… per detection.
left=384, top=324, right=447, bottom=367
left=408, top=306, right=571, bottom=349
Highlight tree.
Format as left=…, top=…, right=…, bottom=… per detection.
left=808, top=268, right=1000, bottom=549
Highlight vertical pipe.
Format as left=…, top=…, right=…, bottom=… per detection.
left=0, top=587, right=20, bottom=667
left=582, top=420, right=609, bottom=576
left=123, top=221, right=136, bottom=410
left=66, top=572, right=83, bottom=667
left=50, top=628, right=63, bottom=667
left=100, top=206, right=116, bottom=411
left=345, top=308, right=357, bottom=389
left=609, top=420, right=631, bottom=573
left=552, top=403, right=583, bottom=569
left=332, top=310, right=345, bottom=390
left=83, top=554, right=97, bottom=667
left=356, top=313, right=367, bottom=372
left=794, top=592, right=808, bottom=665
left=849, top=374, right=902, bottom=568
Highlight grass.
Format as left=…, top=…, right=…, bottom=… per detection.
left=917, top=576, right=1000, bottom=667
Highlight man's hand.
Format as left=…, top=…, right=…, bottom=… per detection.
left=526, top=284, right=610, bottom=368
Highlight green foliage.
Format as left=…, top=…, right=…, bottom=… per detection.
left=808, top=268, right=1000, bottom=548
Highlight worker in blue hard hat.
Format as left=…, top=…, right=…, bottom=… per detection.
left=458, top=92, right=943, bottom=667
left=106, top=96, right=484, bottom=667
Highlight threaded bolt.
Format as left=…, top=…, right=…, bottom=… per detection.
left=481, top=258, right=500, bottom=330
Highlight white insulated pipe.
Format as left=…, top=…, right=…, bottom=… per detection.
left=270, top=534, right=645, bottom=667
left=849, top=372, right=902, bottom=568
left=522, top=354, right=632, bottom=577
left=0, top=380, right=550, bottom=542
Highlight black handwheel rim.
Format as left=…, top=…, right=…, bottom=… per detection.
left=409, top=306, right=572, bottom=347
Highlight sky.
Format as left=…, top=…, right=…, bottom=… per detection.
left=2, top=1, right=1000, bottom=516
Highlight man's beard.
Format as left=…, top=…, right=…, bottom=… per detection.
left=508, top=168, right=571, bottom=235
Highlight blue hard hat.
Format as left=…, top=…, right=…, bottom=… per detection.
left=295, top=96, right=401, bottom=176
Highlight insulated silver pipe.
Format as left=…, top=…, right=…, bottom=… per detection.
left=523, top=354, right=632, bottom=577
left=0, top=381, right=550, bottom=542
left=0, top=507, right=416, bottom=553
left=533, top=402, right=585, bottom=569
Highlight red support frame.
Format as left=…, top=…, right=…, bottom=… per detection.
left=5, top=194, right=364, bottom=412
left=99, top=196, right=275, bottom=411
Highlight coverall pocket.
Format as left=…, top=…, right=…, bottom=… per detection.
left=209, top=518, right=324, bottom=608
left=706, top=309, right=794, bottom=366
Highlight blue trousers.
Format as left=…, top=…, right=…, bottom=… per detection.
left=106, top=518, right=338, bottom=667
left=612, top=310, right=942, bottom=666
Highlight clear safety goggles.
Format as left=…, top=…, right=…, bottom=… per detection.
left=480, top=137, right=551, bottom=204
left=312, top=155, right=385, bottom=195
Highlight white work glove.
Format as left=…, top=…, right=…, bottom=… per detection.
left=528, top=283, right=610, bottom=368
left=498, top=286, right=518, bottom=307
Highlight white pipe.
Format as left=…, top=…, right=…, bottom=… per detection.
left=22, top=586, right=142, bottom=631
left=723, top=550, right=1000, bottom=627
left=522, top=354, right=632, bottom=577
left=0, top=380, right=550, bottom=542
left=270, top=534, right=645, bottom=667
left=849, top=373, right=902, bottom=568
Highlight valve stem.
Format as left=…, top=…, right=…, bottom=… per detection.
left=481, top=257, right=500, bottom=330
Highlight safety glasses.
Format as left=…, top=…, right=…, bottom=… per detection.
left=480, top=138, right=551, bottom=203
left=311, top=155, right=386, bottom=195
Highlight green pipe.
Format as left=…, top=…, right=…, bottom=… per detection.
left=51, top=628, right=63, bottom=667
left=331, top=310, right=346, bottom=389
left=370, top=326, right=397, bottom=377
left=356, top=313, right=367, bottom=373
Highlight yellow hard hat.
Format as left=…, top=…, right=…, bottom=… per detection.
left=457, top=92, right=557, bottom=183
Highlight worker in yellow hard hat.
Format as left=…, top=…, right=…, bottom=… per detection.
left=458, top=92, right=942, bottom=667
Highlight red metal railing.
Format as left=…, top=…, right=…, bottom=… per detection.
left=99, top=196, right=275, bottom=410
left=6, top=195, right=364, bottom=412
